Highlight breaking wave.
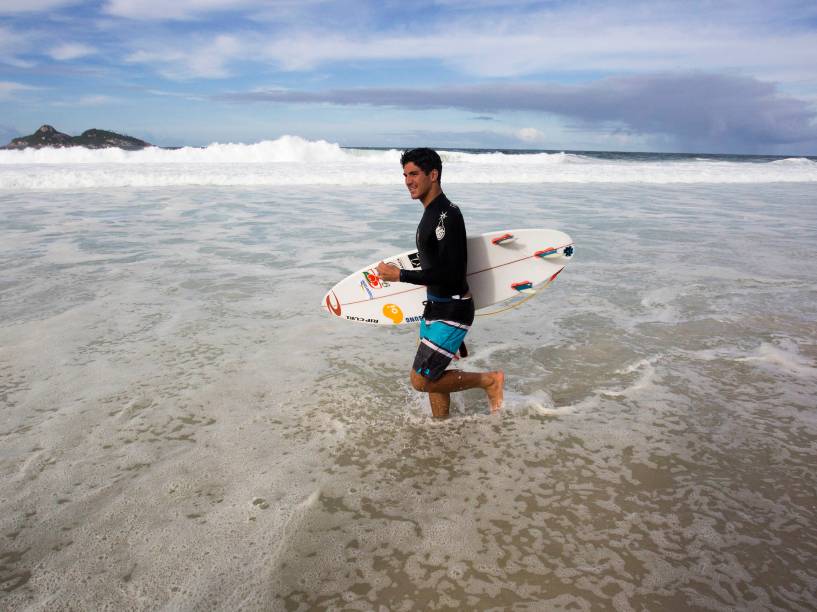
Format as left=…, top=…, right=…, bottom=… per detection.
left=1, top=135, right=815, bottom=189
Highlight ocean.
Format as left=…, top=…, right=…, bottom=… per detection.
left=1, top=140, right=816, bottom=610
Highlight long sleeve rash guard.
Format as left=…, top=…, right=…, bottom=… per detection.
left=399, top=192, right=469, bottom=298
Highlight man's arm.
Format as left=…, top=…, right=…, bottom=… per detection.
left=376, top=259, right=440, bottom=286
left=376, top=261, right=400, bottom=282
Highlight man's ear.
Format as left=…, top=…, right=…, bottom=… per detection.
left=430, top=168, right=439, bottom=183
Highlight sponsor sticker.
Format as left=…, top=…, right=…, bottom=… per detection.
left=359, top=279, right=374, bottom=299
left=325, top=292, right=341, bottom=316
left=346, top=315, right=378, bottom=323
left=362, top=269, right=381, bottom=288
left=383, top=303, right=404, bottom=324
left=362, top=269, right=390, bottom=289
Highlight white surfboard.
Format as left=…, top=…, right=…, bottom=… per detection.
left=322, top=228, right=574, bottom=325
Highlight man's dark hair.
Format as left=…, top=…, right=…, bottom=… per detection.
left=400, top=148, right=442, bottom=182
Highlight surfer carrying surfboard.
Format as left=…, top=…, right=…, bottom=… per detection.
left=376, top=148, right=504, bottom=417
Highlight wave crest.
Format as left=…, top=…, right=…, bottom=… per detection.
left=1, top=136, right=815, bottom=189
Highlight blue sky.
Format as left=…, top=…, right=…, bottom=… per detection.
left=2, top=0, right=817, bottom=153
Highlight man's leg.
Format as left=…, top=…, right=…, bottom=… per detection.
left=411, top=369, right=504, bottom=412
left=412, top=299, right=504, bottom=414
left=428, top=392, right=450, bottom=418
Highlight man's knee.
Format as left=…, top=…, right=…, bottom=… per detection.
left=410, top=370, right=427, bottom=391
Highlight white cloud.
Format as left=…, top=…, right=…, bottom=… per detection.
left=126, top=34, right=245, bottom=78
left=48, top=42, right=97, bottom=61
left=32, top=0, right=812, bottom=99
left=516, top=127, right=546, bottom=143
left=51, top=94, right=118, bottom=106
left=0, top=26, right=33, bottom=67
left=78, top=94, right=116, bottom=106
left=253, top=14, right=817, bottom=85
left=145, top=89, right=208, bottom=102
left=99, top=0, right=807, bottom=96
left=0, top=81, right=38, bottom=100
left=103, top=0, right=261, bottom=20
left=0, top=0, right=79, bottom=13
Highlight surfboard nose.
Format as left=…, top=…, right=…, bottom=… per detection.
left=324, top=291, right=342, bottom=316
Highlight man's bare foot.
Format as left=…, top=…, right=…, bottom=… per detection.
left=486, top=371, right=505, bottom=413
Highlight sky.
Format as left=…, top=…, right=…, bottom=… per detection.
left=2, top=0, right=817, bottom=154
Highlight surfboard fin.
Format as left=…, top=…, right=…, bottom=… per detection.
left=492, top=233, right=515, bottom=245
left=535, top=244, right=575, bottom=259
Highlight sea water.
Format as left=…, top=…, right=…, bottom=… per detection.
left=1, top=141, right=816, bottom=610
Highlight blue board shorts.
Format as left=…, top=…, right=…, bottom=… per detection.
left=413, top=295, right=475, bottom=381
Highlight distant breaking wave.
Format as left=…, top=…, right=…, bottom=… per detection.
left=0, top=135, right=385, bottom=164
left=1, top=135, right=815, bottom=189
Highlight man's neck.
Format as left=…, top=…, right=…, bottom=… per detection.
left=421, top=185, right=443, bottom=207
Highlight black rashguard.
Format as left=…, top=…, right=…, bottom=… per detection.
left=399, top=192, right=469, bottom=298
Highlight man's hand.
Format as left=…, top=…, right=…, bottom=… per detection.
left=376, top=261, right=400, bottom=282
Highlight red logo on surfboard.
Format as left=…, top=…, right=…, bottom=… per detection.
left=325, top=291, right=342, bottom=316
left=362, top=270, right=382, bottom=289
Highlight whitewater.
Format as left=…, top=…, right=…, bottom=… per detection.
left=1, top=135, right=816, bottom=189
left=1, top=137, right=816, bottom=610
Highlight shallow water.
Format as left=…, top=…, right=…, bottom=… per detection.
left=1, top=182, right=816, bottom=610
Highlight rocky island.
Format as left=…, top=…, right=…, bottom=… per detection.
left=2, top=124, right=152, bottom=150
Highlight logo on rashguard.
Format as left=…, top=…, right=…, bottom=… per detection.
left=383, top=303, right=404, bottom=324
left=435, top=212, right=447, bottom=240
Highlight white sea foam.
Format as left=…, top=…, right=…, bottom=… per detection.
left=736, top=340, right=817, bottom=379
left=690, top=340, right=817, bottom=380
left=1, top=136, right=815, bottom=189
left=1, top=180, right=816, bottom=610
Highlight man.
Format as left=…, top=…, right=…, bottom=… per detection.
left=376, top=148, right=504, bottom=417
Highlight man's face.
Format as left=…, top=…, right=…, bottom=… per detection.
left=403, top=162, right=437, bottom=201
